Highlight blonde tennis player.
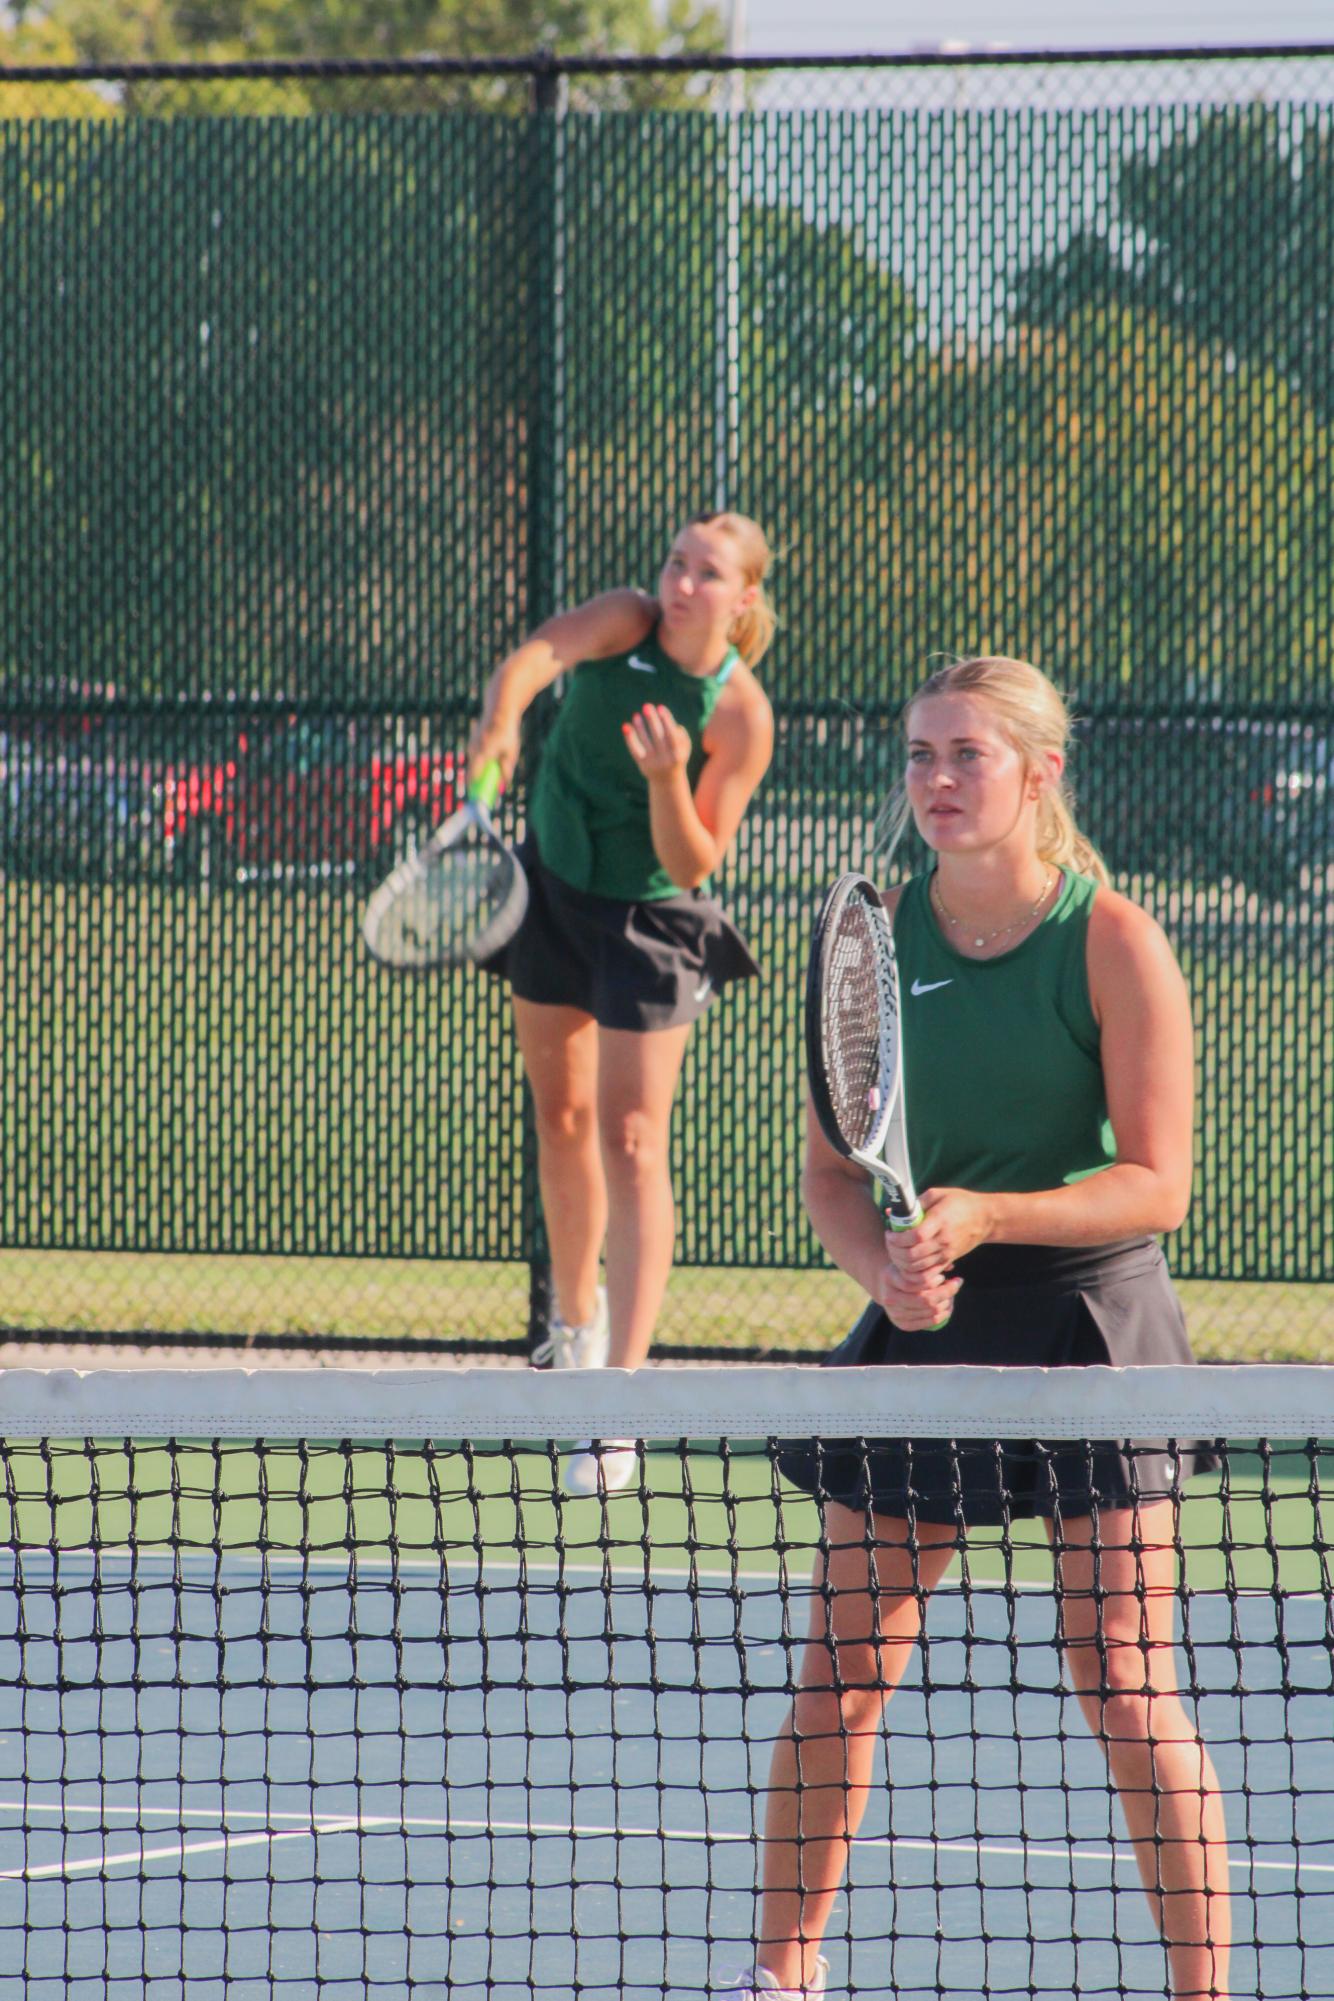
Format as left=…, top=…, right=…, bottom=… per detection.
left=469, top=512, right=776, bottom=1494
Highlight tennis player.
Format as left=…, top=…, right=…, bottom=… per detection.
left=468, top=512, right=775, bottom=1493
left=731, top=656, right=1229, bottom=2001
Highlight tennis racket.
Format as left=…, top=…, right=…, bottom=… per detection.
left=361, top=760, right=528, bottom=970
left=805, top=871, right=951, bottom=1327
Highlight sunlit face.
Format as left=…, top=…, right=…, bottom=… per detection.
left=657, top=524, right=756, bottom=644
left=905, top=691, right=1059, bottom=854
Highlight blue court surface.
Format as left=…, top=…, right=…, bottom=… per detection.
left=1, top=1548, right=1330, bottom=2001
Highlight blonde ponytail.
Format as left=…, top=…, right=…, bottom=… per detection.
left=688, top=510, right=777, bottom=668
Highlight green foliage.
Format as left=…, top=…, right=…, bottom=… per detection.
left=1001, top=106, right=1334, bottom=696
left=0, top=110, right=919, bottom=699
left=0, top=87, right=1328, bottom=703
left=1013, top=106, right=1334, bottom=425
left=558, top=130, right=918, bottom=435
left=0, top=14, right=116, bottom=115
left=0, top=116, right=531, bottom=696
left=877, top=308, right=1334, bottom=700
left=43, top=0, right=727, bottom=110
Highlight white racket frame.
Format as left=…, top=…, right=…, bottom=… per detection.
left=361, top=767, right=527, bottom=970
left=809, top=872, right=926, bottom=1238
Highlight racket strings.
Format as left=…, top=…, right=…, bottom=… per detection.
left=421, top=845, right=512, bottom=924
left=823, top=906, right=887, bottom=1151
left=366, top=839, right=523, bottom=967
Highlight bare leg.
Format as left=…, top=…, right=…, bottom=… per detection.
left=511, top=998, right=605, bottom=1328
left=595, top=1022, right=692, bottom=1368
left=756, top=1505, right=960, bottom=1992
left=1053, top=1500, right=1231, bottom=2001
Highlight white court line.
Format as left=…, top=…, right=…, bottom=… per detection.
left=1, top=1800, right=1326, bottom=1880
left=0, top=1820, right=362, bottom=1882
left=1, top=1800, right=373, bottom=1829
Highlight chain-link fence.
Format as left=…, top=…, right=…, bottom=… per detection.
left=0, top=50, right=1329, bottom=1362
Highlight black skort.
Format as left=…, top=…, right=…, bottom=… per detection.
left=482, top=836, right=760, bottom=1032
left=777, top=1239, right=1220, bottom=1527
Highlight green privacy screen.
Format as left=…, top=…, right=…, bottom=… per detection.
left=0, top=52, right=1329, bottom=1360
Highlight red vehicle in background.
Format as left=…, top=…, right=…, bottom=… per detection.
left=163, top=713, right=458, bottom=885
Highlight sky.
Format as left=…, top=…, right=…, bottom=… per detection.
left=733, top=0, right=1334, bottom=54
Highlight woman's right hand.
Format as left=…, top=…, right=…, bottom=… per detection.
left=466, top=714, right=522, bottom=792
left=874, top=1238, right=960, bottom=1332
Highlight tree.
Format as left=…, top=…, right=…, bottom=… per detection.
left=1012, top=106, right=1334, bottom=425
left=42, top=0, right=729, bottom=109
left=822, top=304, right=1334, bottom=706
left=0, top=112, right=535, bottom=697
left=0, top=94, right=922, bottom=700
left=554, top=132, right=919, bottom=448
left=10, top=43, right=1324, bottom=709
left=0, top=14, right=114, bottom=115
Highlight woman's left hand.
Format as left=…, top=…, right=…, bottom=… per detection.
left=884, top=1187, right=994, bottom=1284
left=623, top=704, right=691, bottom=781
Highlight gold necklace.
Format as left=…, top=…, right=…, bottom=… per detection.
left=931, top=867, right=1057, bottom=951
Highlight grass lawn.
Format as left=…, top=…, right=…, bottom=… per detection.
left=0, top=1248, right=1328, bottom=1363
left=0, top=874, right=1328, bottom=1362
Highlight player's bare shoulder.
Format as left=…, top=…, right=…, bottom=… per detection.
left=1085, top=879, right=1188, bottom=1012
left=595, top=588, right=659, bottom=655
left=1086, top=878, right=1175, bottom=954
left=707, top=659, right=774, bottom=767
left=554, top=587, right=657, bottom=663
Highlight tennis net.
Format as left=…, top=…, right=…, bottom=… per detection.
left=0, top=1362, right=1330, bottom=2000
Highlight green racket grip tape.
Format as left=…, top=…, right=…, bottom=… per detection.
left=468, top=761, right=503, bottom=812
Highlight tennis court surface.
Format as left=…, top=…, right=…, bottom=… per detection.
left=0, top=1362, right=1330, bottom=2000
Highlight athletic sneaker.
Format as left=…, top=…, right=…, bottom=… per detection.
left=722, top=1958, right=829, bottom=2000
left=563, top=1437, right=638, bottom=1498
left=530, top=1285, right=609, bottom=1370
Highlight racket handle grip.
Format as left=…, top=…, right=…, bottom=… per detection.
left=468, top=761, right=503, bottom=812
left=888, top=1204, right=953, bottom=1329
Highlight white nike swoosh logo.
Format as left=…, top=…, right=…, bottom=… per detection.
left=911, top=977, right=953, bottom=995
left=693, top=976, right=713, bottom=1003
left=627, top=655, right=656, bottom=673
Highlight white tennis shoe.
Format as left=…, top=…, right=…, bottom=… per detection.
left=563, top=1437, right=638, bottom=1497
left=530, top=1288, right=631, bottom=1494
left=531, top=1285, right=609, bottom=1370
left=723, top=1957, right=829, bottom=2000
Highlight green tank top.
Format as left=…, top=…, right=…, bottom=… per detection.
left=529, top=627, right=738, bottom=900
left=893, top=869, right=1116, bottom=1194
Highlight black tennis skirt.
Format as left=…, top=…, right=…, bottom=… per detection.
left=778, top=1239, right=1220, bottom=1527
left=480, top=836, right=760, bottom=1032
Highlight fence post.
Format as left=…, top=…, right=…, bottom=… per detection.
left=521, top=50, right=565, bottom=1360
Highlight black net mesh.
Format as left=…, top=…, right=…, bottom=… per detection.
left=0, top=51, right=1329, bottom=1359
left=0, top=1361, right=1329, bottom=1999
